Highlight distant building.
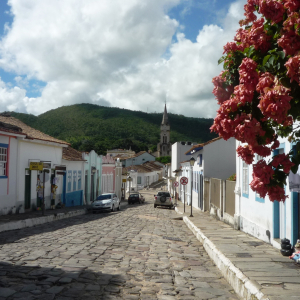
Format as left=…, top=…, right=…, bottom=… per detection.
left=157, top=104, right=171, bottom=157
left=107, top=148, right=135, bottom=158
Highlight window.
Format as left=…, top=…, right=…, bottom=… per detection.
left=137, top=176, right=141, bottom=184
left=242, top=161, right=249, bottom=197
left=0, top=146, right=8, bottom=177
left=73, top=170, right=77, bottom=191
left=197, top=154, right=203, bottom=167
left=67, top=170, right=72, bottom=192
left=78, top=171, right=82, bottom=190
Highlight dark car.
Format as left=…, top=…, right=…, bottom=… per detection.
left=128, top=193, right=145, bottom=204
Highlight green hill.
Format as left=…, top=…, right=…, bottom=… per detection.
left=9, top=103, right=217, bottom=155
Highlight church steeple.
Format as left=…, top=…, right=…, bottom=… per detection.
left=161, top=103, right=169, bottom=125
left=157, top=103, right=171, bottom=157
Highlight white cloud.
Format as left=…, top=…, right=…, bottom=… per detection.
left=0, top=77, right=27, bottom=112
left=0, top=0, right=246, bottom=117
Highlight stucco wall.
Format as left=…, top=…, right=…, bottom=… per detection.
left=204, top=138, right=236, bottom=180
left=124, top=152, right=155, bottom=167
left=0, top=135, right=18, bottom=212
left=235, top=138, right=294, bottom=246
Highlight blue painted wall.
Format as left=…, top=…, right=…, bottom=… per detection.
left=64, top=190, right=83, bottom=207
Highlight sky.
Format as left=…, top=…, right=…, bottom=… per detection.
left=0, top=0, right=247, bottom=118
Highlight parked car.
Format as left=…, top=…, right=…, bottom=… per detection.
left=92, top=193, right=120, bottom=213
left=128, top=193, right=145, bottom=204
left=154, top=191, right=173, bottom=209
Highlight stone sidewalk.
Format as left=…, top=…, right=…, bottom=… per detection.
left=175, top=202, right=300, bottom=300
left=0, top=206, right=87, bottom=233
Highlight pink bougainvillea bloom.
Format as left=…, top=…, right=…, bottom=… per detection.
left=272, top=153, right=295, bottom=173
left=237, top=145, right=255, bottom=164
left=212, top=72, right=234, bottom=105
left=256, top=72, right=275, bottom=93
left=223, top=42, right=239, bottom=54
left=285, top=55, right=300, bottom=84
left=250, top=177, right=268, bottom=198
left=248, top=18, right=271, bottom=53
left=278, top=30, right=300, bottom=56
left=253, top=159, right=274, bottom=184
left=268, top=185, right=287, bottom=202
left=283, top=12, right=300, bottom=33
left=239, top=58, right=259, bottom=91
left=258, top=85, right=292, bottom=124
left=284, top=0, right=300, bottom=13
left=259, top=0, right=285, bottom=24
left=241, top=0, right=259, bottom=25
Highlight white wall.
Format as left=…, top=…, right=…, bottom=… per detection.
left=235, top=138, right=293, bottom=247
left=204, top=138, right=236, bottom=180
left=171, top=142, right=194, bottom=174
left=0, top=135, right=18, bottom=212
left=125, top=152, right=155, bottom=167
left=19, top=140, right=64, bottom=210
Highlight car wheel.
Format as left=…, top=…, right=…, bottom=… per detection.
left=154, top=204, right=157, bottom=208
left=139, top=200, right=141, bottom=204
left=117, top=203, right=120, bottom=211
left=169, top=206, right=172, bottom=209
left=111, top=205, right=114, bottom=212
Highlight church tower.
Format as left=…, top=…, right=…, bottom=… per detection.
left=157, top=104, right=171, bottom=157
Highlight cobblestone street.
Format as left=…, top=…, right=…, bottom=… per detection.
left=0, top=193, right=238, bottom=300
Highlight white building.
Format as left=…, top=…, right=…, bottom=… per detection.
left=122, top=151, right=156, bottom=168
left=0, top=115, right=69, bottom=213
left=235, top=138, right=300, bottom=249
left=179, top=137, right=236, bottom=211
left=83, top=150, right=102, bottom=204
left=61, top=146, right=86, bottom=207
left=123, top=161, right=163, bottom=192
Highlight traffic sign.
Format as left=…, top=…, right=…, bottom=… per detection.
left=180, top=177, right=188, bottom=185
left=173, top=181, right=179, bottom=187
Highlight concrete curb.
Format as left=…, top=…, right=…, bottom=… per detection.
left=175, top=207, right=269, bottom=300
left=0, top=209, right=87, bottom=233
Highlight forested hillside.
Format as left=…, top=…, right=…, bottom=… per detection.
left=10, top=104, right=217, bottom=154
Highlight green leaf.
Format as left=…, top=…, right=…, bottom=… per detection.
left=291, top=164, right=298, bottom=174
left=263, top=55, right=271, bottom=66
left=278, top=51, right=285, bottom=59
left=218, top=57, right=225, bottom=65
left=269, top=55, right=275, bottom=66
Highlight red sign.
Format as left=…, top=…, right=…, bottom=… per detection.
left=180, top=177, right=188, bottom=185
left=173, top=181, right=179, bottom=187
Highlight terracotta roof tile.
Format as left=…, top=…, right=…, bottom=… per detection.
left=62, top=146, right=85, bottom=161
left=0, top=116, right=69, bottom=145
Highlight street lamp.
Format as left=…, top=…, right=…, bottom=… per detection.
left=189, top=157, right=195, bottom=217
left=127, top=176, right=132, bottom=199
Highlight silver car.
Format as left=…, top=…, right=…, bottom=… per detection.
left=92, top=193, right=120, bottom=213
left=154, top=191, right=173, bottom=209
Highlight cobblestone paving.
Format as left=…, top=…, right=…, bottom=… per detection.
left=0, top=194, right=239, bottom=299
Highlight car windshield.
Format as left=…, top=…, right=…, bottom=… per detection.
left=96, top=194, right=112, bottom=200
left=158, top=192, right=170, bottom=197
left=130, top=194, right=139, bottom=197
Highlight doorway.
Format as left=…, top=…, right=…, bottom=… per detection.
left=291, top=192, right=300, bottom=245
left=24, top=170, right=31, bottom=209
left=198, top=173, right=203, bottom=210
